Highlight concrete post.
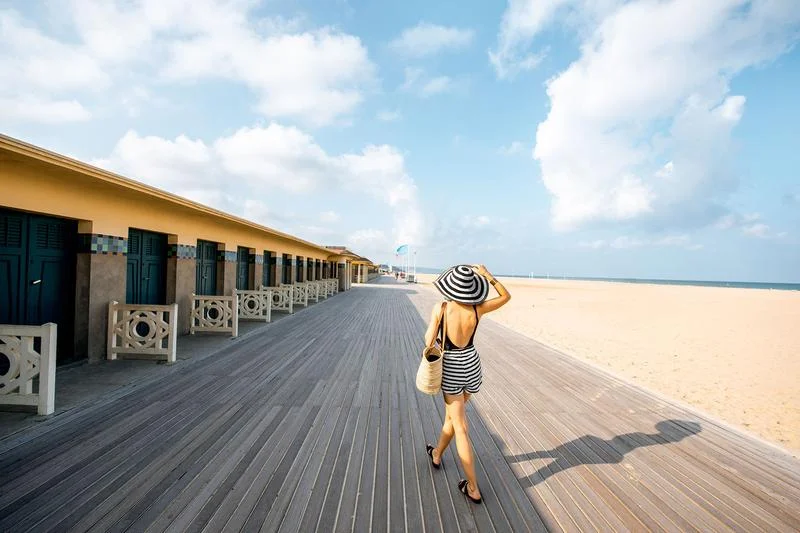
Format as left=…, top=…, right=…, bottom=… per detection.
left=338, top=261, right=347, bottom=291
left=166, top=241, right=196, bottom=335
left=75, top=233, right=127, bottom=363
left=251, top=249, right=262, bottom=291
left=218, top=246, right=236, bottom=296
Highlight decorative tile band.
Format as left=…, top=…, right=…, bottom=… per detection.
left=78, top=234, right=127, bottom=255
left=217, top=250, right=238, bottom=262
left=168, top=244, right=197, bottom=259
left=253, top=254, right=263, bottom=265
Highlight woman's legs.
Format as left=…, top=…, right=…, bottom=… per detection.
left=432, top=392, right=471, bottom=465
left=436, top=392, right=480, bottom=499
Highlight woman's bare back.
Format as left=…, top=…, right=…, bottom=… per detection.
left=444, top=302, right=479, bottom=349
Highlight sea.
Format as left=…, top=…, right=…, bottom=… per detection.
left=505, top=275, right=800, bottom=291
left=410, top=267, right=799, bottom=291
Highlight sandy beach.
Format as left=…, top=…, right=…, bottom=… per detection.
left=416, top=273, right=800, bottom=455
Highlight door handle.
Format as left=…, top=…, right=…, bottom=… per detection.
left=32, top=279, right=42, bottom=285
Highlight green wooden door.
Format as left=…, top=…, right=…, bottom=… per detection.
left=0, top=209, right=77, bottom=363
left=196, top=240, right=217, bottom=295
left=236, top=247, right=249, bottom=290
left=262, top=252, right=272, bottom=287
left=127, top=229, right=166, bottom=305
left=26, top=216, right=75, bottom=327
left=1, top=211, right=27, bottom=379
left=282, top=254, right=291, bottom=284
left=0, top=211, right=26, bottom=324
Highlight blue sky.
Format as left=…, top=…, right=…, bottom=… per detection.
left=1, top=0, right=799, bottom=282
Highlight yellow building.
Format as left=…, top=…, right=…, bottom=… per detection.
left=324, top=246, right=380, bottom=286
left=1, top=134, right=373, bottom=365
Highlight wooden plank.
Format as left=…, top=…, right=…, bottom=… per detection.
left=137, top=404, right=284, bottom=532
left=1, top=403, right=197, bottom=532
left=237, top=405, right=321, bottom=531
left=280, top=385, right=357, bottom=532
left=211, top=403, right=320, bottom=532
left=301, top=398, right=361, bottom=532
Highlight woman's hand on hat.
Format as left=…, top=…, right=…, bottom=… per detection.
left=472, top=264, right=489, bottom=277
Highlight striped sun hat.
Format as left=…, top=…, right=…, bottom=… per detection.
left=433, top=265, right=489, bottom=304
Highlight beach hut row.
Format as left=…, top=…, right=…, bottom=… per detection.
left=0, top=134, right=377, bottom=415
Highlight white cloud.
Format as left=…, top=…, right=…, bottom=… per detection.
left=742, top=223, right=770, bottom=238
left=377, top=110, right=402, bottom=122
left=460, top=215, right=491, bottom=228
left=0, top=96, right=92, bottom=123
left=164, top=27, right=374, bottom=127
left=0, top=10, right=111, bottom=93
left=390, top=22, right=474, bottom=57
left=214, top=125, right=328, bottom=194
left=580, top=234, right=700, bottom=250
left=93, top=123, right=427, bottom=250
left=347, top=229, right=391, bottom=259
left=713, top=212, right=786, bottom=239
left=654, top=234, right=690, bottom=247
left=528, top=0, right=800, bottom=232
left=714, top=213, right=737, bottom=230
left=610, top=236, right=645, bottom=249
left=400, top=68, right=457, bottom=98
left=420, top=76, right=453, bottom=97
left=1, top=1, right=375, bottom=127
left=401, top=67, right=423, bottom=91
left=121, top=86, right=170, bottom=118
left=489, top=0, right=579, bottom=79
left=578, top=239, right=606, bottom=249
left=92, top=130, right=215, bottom=190
left=320, top=211, right=340, bottom=223
left=0, top=9, right=108, bottom=123
left=498, top=141, right=527, bottom=156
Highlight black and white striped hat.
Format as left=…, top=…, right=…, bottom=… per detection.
left=433, top=265, right=489, bottom=304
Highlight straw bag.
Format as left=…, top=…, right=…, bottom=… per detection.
left=416, top=302, right=447, bottom=395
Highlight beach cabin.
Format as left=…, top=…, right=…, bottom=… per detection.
left=0, top=134, right=372, bottom=411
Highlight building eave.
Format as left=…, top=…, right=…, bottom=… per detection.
left=0, top=133, right=335, bottom=258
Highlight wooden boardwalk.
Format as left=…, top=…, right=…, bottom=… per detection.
left=0, top=278, right=798, bottom=532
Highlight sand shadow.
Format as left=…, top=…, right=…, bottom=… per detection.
left=504, top=419, right=702, bottom=487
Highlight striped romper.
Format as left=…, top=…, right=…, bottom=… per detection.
left=440, top=305, right=483, bottom=395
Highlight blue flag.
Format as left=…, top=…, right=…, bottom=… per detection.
left=396, top=244, right=409, bottom=255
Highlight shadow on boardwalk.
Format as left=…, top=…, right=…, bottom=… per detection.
left=504, top=419, right=702, bottom=487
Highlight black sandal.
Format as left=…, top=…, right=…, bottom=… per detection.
left=458, top=479, right=482, bottom=504
left=426, top=445, right=441, bottom=469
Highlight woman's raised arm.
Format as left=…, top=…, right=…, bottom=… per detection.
left=473, top=265, right=510, bottom=316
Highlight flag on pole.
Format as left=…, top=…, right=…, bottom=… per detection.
left=396, top=244, right=409, bottom=255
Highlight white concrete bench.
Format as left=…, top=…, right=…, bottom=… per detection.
left=107, top=302, right=178, bottom=363
left=0, top=323, right=57, bottom=415
left=237, top=289, right=272, bottom=323
left=191, top=293, right=238, bottom=337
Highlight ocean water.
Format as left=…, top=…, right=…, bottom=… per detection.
left=405, top=267, right=799, bottom=291
left=509, top=275, right=800, bottom=291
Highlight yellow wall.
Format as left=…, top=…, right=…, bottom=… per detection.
left=1, top=150, right=334, bottom=261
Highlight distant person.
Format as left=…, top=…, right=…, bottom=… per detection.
left=423, top=264, right=510, bottom=504
left=395, top=271, right=399, bottom=280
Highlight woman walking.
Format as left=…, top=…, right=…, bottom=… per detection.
left=424, top=264, right=510, bottom=503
